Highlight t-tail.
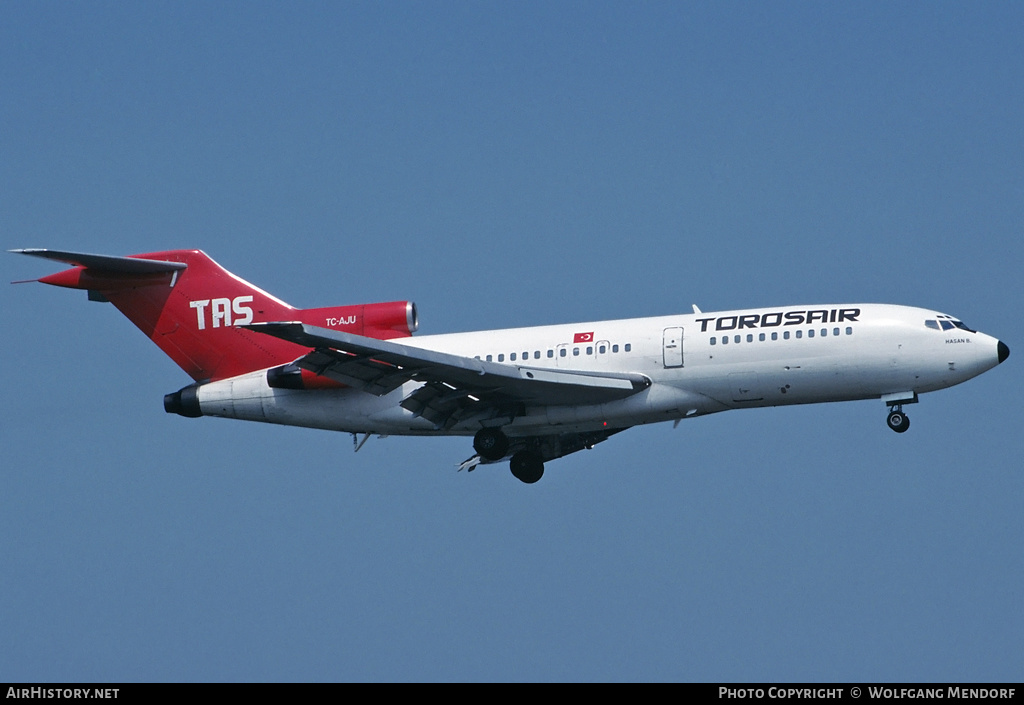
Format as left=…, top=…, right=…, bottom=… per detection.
left=11, top=248, right=418, bottom=385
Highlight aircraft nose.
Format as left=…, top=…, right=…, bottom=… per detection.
left=998, top=340, right=1010, bottom=364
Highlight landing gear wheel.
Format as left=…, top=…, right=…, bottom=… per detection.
left=473, top=427, right=509, bottom=460
left=510, top=451, right=545, bottom=484
left=887, top=410, right=910, bottom=433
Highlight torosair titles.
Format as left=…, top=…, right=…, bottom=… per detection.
left=697, top=308, right=861, bottom=333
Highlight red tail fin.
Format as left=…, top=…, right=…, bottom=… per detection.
left=17, top=249, right=417, bottom=382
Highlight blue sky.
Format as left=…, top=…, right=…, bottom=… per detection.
left=3, top=2, right=1022, bottom=682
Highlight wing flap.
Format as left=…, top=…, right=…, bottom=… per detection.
left=297, top=348, right=410, bottom=396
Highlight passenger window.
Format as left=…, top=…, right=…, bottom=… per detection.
left=771, top=332, right=778, bottom=341
left=796, top=330, right=803, bottom=339
left=522, top=352, right=528, bottom=360
left=710, top=337, right=717, bottom=345
left=833, top=328, right=839, bottom=336
left=734, top=335, right=740, bottom=344
left=759, top=333, right=765, bottom=341
left=808, top=330, right=814, bottom=338
left=746, top=334, right=753, bottom=343
left=598, top=345, right=606, bottom=354
left=573, top=347, right=580, bottom=356
left=547, top=350, right=554, bottom=358
left=846, top=327, right=852, bottom=335
left=510, top=352, right=516, bottom=361
left=722, top=336, right=729, bottom=345
left=559, top=348, right=567, bottom=357
left=625, top=344, right=632, bottom=352
left=586, top=346, right=593, bottom=355
left=498, top=354, right=504, bottom=362
left=612, top=345, right=619, bottom=353
left=486, top=355, right=492, bottom=362
left=783, top=331, right=790, bottom=340
left=534, top=351, right=540, bottom=359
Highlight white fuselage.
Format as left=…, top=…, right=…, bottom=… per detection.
left=193, top=304, right=1005, bottom=437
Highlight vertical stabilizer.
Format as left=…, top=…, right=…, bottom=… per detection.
left=14, top=248, right=420, bottom=383
left=19, top=249, right=301, bottom=381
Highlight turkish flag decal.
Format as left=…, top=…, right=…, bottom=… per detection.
left=573, top=332, right=594, bottom=343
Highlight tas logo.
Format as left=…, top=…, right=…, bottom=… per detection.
left=189, top=296, right=254, bottom=330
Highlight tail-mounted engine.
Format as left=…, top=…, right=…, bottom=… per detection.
left=298, top=301, right=418, bottom=338
left=262, top=301, right=419, bottom=391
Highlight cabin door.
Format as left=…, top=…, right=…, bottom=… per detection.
left=663, top=327, right=684, bottom=368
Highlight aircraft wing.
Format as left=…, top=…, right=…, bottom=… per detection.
left=247, top=322, right=650, bottom=429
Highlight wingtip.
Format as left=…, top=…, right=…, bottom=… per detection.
left=9, top=248, right=53, bottom=256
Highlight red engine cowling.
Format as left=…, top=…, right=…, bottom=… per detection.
left=268, top=300, right=419, bottom=390
left=297, top=300, right=418, bottom=339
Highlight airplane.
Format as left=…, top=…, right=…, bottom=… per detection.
left=12, top=247, right=1010, bottom=483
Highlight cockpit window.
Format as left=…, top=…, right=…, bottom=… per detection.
left=930, top=316, right=977, bottom=333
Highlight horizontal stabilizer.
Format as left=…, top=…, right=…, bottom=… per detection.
left=10, top=248, right=187, bottom=274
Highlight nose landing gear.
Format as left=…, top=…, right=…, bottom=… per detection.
left=887, top=406, right=911, bottom=433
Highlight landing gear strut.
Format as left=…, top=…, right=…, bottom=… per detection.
left=473, top=427, right=509, bottom=460
left=887, top=406, right=910, bottom=433
left=510, top=451, right=544, bottom=484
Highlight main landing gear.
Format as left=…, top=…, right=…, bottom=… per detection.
left=886, top=406, right=911, bottom=433
left=473, top=427, right=509, bottom=460
left=510, top=451, right=544, bottom=484
left=472, top=428, right=546, bottom=484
